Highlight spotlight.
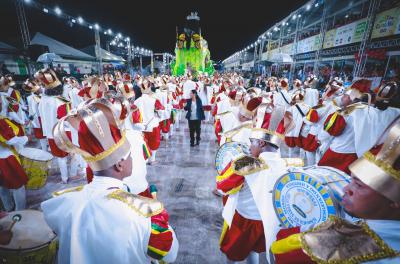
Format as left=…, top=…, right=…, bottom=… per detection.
left=54, top=7, right=62, bottom=15
left=94, top=24, right=100, bottom=30
left=78, top=17, right=84, bottom=24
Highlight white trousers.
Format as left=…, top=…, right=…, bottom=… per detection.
left=0, top=186, right=26, bottom=211
left=39, top=139, right=48, bottom=151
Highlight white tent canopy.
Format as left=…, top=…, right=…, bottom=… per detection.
left=0, top=42, right=17, bottom=51
left=81, top=45, right=126, bottom=62
left=30, top=32, right=94, bottom=60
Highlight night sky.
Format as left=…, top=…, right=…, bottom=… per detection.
left=1, top=0, right=306, bottom=61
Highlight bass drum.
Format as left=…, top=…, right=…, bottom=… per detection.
left=272, top=166, right=350, bottom=228
left=215, top=141, right=249, bottom=175
left=0, top=210, right=58, bottom=263
left=18, top=148, right=53, bottom=189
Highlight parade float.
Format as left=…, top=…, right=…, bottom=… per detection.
left=171, top=12, right=214, bottom=77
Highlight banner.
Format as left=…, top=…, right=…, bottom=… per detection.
left=371, top=7, right=400, bottom=39
left=395, top=10, right=400, bottom=35
left=334, top=22, right=356, bottom=46
left=281, top=43, right=294, bottom=55
left=352, top=18, right=368, bottom=43
left=323, top=29, right=337, bottom=49
left=297, top=35, right=317, bottom=54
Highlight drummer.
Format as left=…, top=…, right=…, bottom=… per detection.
left=41, top=98, right=179, bottom=263
left=271, top=117, right=400, bottom=264
left=35, top=68, right=79, bottom=184
left=217, top=128, right=282, bottom=264
left=0, top=114, right=28, bottom=211
left=24, top=78, right=47, bottom=151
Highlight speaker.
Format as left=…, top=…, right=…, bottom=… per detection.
left=28, top=44, right=49, bottom=61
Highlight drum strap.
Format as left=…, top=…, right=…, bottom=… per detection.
left=279, top=90, right=290, bottom=105
left=295, top=104, right=305, bottom=117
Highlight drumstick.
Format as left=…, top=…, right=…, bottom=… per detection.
left=8, top=214, right=22, bottom=231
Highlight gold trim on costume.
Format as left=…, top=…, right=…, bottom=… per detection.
left=107, top=189, right=164, bottom=218
left=300, top=216, right=400, bottom=264
left=52, top=185, right=84, bottom=197
left=232, top=155, right=269, bottom=176
left=364, top=151, right=400, bottom=180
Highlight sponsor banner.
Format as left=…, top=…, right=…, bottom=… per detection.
left=352, top=18, right=368, bottom=43
left=323, top=29, right=337, bottom=49
left=297, top=35, right=317, bottom=54
left=281, top=43, right=294, bottom=55
left=371, top=7, right=400, bottom=39
left=334, top=22, right=356, bottom=46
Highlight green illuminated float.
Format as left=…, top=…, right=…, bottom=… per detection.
left=171, top=12, right=214, bottom=77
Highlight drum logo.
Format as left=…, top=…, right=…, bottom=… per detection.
left=273, top=172, right=336, bottom=228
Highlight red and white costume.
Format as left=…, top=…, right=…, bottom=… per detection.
left=134, top=87, right=164, bottom=162
left=0, top=116, right=28, bottom=211
left=299, top=102, right=338, bottom=165
left=35, top=69, right=79, bottom=183
left=283, top=95, right=310, bottom=158
left=319, top=103, right=400, bottom=174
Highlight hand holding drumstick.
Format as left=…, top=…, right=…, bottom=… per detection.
left=0, top=213, right=21, bottom=245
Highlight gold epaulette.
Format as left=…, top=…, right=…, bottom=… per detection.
left=300, top=216, right=400, bottom=263
left=339, top=102, right=368, bottom=115
left=282, top=158, right=304, bottom=167
left=52, top=185, right=84, bottom=197
left=107, top=189, right=163, bottom=218
left=233, top=155, right=268, bottom=176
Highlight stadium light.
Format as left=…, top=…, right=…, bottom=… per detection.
left=54, top=7, right=62, bottom=15
left=89, top=25, right=93, bottom=29
left=108, top=29, right=112, bottom=34
left=306, top=4, right=311, bottom=10
left=24, top=0, right=31, bottom=3
left=77, top=17, right=84, bottom=24
left=43, top=8, right=49, bottom=13
left=71, top=19, right=76, bottom=23
left=94, top=23, right=100, bottom=30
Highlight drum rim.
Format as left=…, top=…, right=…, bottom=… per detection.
left=214, top=141, right=248, bottom=174
left=0, top=209, right=57, bottom=251
left=0, top=236, right=57, bottom=252
left=19, top=147, right=53, bottom=162
left=304, top=165, right=351, bottom=179
left=272, top=171, right=337, bottom=228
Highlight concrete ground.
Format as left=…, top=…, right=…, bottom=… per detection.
left=24, top=120, right=268, bottom=264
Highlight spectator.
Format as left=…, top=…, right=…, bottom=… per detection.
left=184, top=89, right=205, bottom=147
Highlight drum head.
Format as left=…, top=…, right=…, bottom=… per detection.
left=18, top=148, right=53, bottom=162
left=303, top=166, right=350, bottom=203
left=215, top=142, right=249, bottom=175
left=273, top=171, right=337, bottom=228
left=0, top=210, right=56, bottom=250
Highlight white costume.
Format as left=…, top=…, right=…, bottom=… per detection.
left=27, top=93, right=47, bottom=151
left=41, top=176, right=179, bottom=264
